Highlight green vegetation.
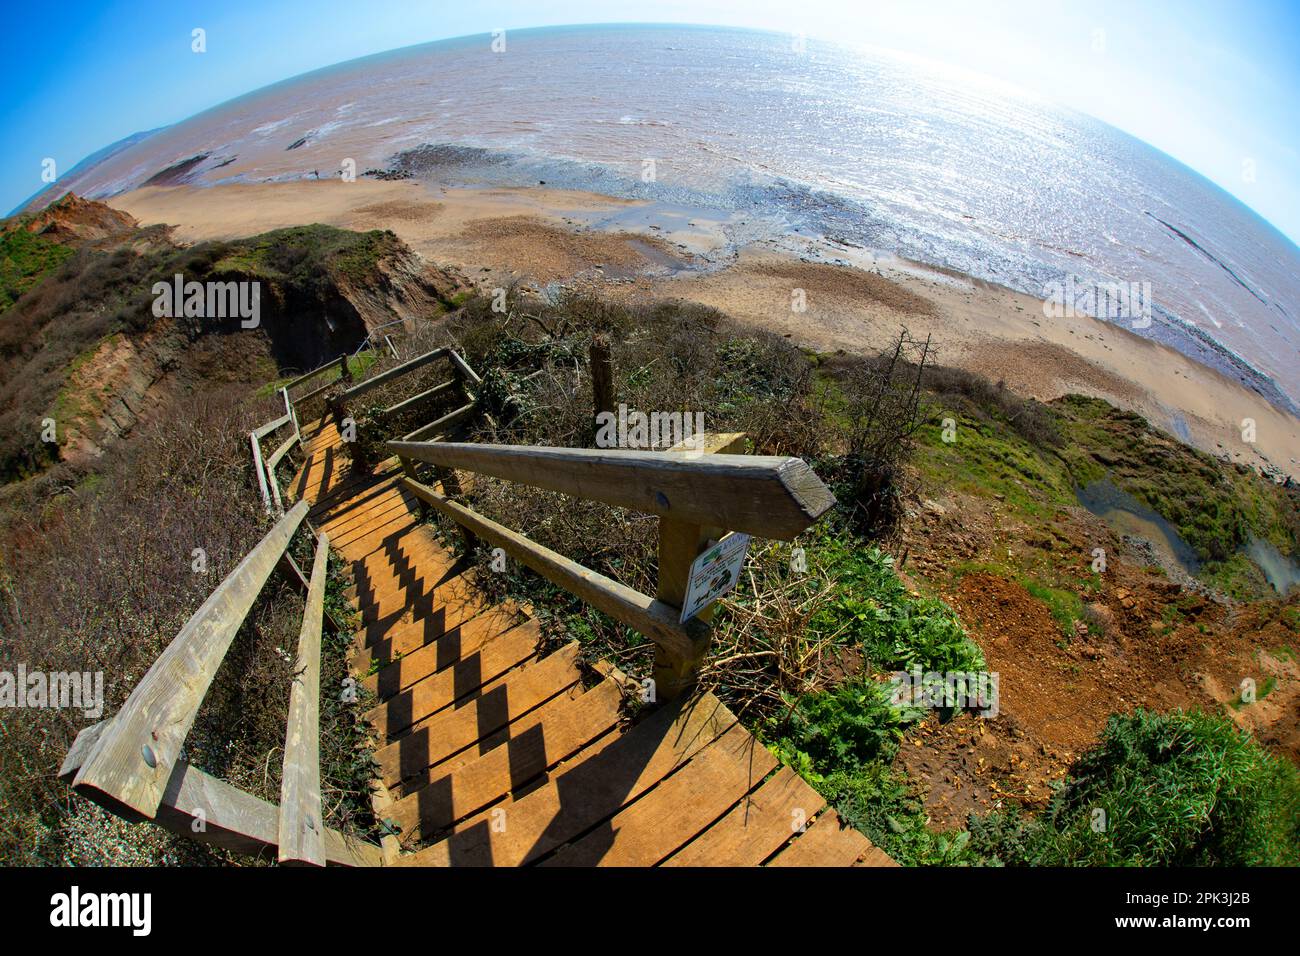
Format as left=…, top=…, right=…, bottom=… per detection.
left=1054, top=394, right=1299, bottom=572
left=0, top=228, right=73, bottom=310
left=968, top=709, right=1300, bottom=866
left=213, top=224, right=404, bottom=286
left=807, top=526, right=985, bottom=673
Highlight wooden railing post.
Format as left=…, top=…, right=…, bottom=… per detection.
left=339, top=352, right=352, bottom=383
left=590, top=332, right=615, bottom=421
left=279, top=531, right=329, bottom=866
left=653, top=432, right=748, bottom=700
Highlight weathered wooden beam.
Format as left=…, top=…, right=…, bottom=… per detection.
left=335, top=347, right=448, bottom=404
left=282, top=386, right=301, bottom=447
left=402, top=401, right=478, bottom=442
left=448, top=350, right=482, bottom=387
left=402, top=477, right=708, bottom=660
left=278, top=552, right=345, bottom=636
left=381, top=379, right=457, bottom=419
left=253, top=413, right=293, bottom=440
left=284, top=354, right=347, bottom=392
left=266, top=434, right=296, bottom=473
left=294, top=377, right=337, bottom=408
left=653, top=433, right=748, bottom=699
left=590, top=333, right=615, bottom=419
left=249, top=432, right=273, bottom=514
left=387, top=441, right=835, bottom=541
left=72, top=501, right=311, bottom=819
left=61, top=721, right=380, bottom=867
left=279, top=532, right=329, bottom=866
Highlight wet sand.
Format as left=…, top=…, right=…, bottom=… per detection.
left=110, top=180, right=1300, bottom=479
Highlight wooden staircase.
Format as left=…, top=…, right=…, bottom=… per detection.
left=295, top=418, right=895, bottom=867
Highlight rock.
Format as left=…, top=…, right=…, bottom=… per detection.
left=1083, top=602, right=1114, bottom=635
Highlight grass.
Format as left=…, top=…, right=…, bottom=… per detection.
left=913, top=413, right=1073, bottom=520
left=968, top=709, right=1300, bottom=866
left=0, top=227, right=74, bottom=311
left=1054, top=394, right=1299, bottom=569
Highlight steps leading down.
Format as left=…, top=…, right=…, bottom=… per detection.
left=293, top=416, right=895, bottom=867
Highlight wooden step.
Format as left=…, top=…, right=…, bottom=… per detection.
left=397, top=691, right=735, bottom=867
left=766, top=807, right=879, bottom=867
left=350, top=597, right=496, bottom=672
left=388, top=678, right=625, bottom=843
left=358, top=602, right=530, bottom=692
left=364, top=621, right=544, bottom=737
left=374, top=642, right=584, bottom=790
left=540, top=720, right=779, bottom=866
left=662, top=766, right=826, bottom=867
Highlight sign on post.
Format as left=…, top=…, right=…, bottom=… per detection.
left=679, top=532, right=752, bottom=623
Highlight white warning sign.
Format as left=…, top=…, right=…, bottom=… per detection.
left=679, top=532, right=752, bottom=623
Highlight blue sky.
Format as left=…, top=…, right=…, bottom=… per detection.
left=3, top=0, right=1298, bottom=242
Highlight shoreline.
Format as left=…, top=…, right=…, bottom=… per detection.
left=108, top=179, right=1300, bottom=480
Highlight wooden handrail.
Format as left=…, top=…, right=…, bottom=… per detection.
left=60, top=722, right=379, bottom=866
left=72, top=501, right=310, bottom=818
left=335, top=347, right=448, bottom=405
left=386, top=441, right=835, bottom=541
left=403, top=402, right=478, bottom=442
left=279, top=532, right=329, bottom=866
left=252, top=413, right=293, bottom=441
left=448, top=349, right=483, bottom=387
left=284, top=353, right=349, bottom=392
left=403, top=477, right=708, bottom=659
left=382, top=379, right=458, bottom=418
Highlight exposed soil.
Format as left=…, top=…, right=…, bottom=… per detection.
left=894, top=489, right=1300, bottom=828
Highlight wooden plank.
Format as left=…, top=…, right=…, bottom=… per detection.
left=62, top=723, right=380, bottom=866
left=354, top=569, right=483, bottom=626
left=363, top=621, right=542, bottom=737
left=448, top=350, right=482, bottom=387
left=400, top=690, right=736, bottom=867
left=374, top=643, right=583, bottom=788
left=336, top=347, right=447, bottom=403
left=766, top=807, right=874, bottom=867
left=382, top=379, right=458, bottom=418
left=388, top=441, right=835, bottom=541
left=278, top=532, right=329, bottom=866
left=72, top=501, right=310, bottom=818
left=266, top=432, right=296, bottom=472
left=356, top=604, right=529, bottom=692
left=250, top=432, right=272, bottom=514
left=350, top=601, right=498, bottom=676
left=403, top=477, right=708, bottom=661
left=253, top=413, right=293, bottom=440
left=403, top=401, right=478, bottom=442
left=652, top=432, right=748, bottom=697
left=284, top=353, right=346, bottom=391
left=663, top=766, right=826, bottom=867
left=541, top=721, right=778, bottom=866
left=389, top=679, right=624, bottom=842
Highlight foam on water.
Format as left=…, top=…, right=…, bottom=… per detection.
left=32, top=24, right=1300, bottom=407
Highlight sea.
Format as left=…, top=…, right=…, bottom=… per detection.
left=30, top=23, right=1300, bottom=410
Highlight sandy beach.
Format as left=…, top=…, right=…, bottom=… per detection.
left=111, top=179, right=1300, bottom=479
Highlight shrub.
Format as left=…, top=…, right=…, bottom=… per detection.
left=970, top=708, right=1300, bottom=866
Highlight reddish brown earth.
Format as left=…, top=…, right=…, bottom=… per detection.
left=893, top=490, right=1300, bottom=828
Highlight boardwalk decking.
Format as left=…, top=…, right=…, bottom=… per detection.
left=294, top=418, right=895, bottom=867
